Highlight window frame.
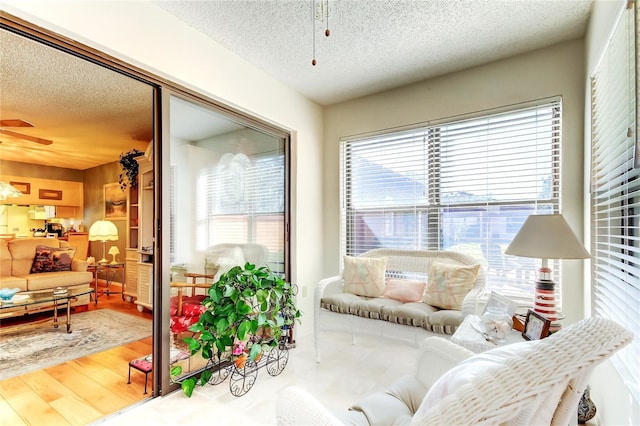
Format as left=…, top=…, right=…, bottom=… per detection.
left=340, top=99, right=562, bottom=306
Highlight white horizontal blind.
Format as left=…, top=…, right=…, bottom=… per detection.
left=341, top=100, right=561, bottom=304
left=590, top=1, right=639, bottom=403
left=197, top=150, right=286, bottom=274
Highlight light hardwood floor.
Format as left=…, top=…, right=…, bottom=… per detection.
left=0, top=285, right=153, bottom=426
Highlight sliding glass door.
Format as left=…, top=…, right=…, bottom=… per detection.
left=159, top=93, right=290, bottom=393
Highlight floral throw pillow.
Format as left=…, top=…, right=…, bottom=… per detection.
left=31, top=245, right=77, bottom=273
left=343, top=256, right=387, bottom=297
left=423, top=262, right=480, bottom=310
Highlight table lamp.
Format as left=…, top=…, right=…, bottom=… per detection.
left=108, top=246, right=120, bottom=264
left=504, top=214, right=589, bottom=327
left=88, top=220, right=119, bottom=264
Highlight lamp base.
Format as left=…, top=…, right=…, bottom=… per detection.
left=97, top=258, right=109, bottom=264
left=534, top=266, right=560, bottom=332
left=534, top=278, right=558, bottom=321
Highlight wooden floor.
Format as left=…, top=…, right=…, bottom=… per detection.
left=0, top=284, right=153, bottom=426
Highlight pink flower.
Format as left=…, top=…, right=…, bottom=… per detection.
left=232, top=341, right=245, bottom=355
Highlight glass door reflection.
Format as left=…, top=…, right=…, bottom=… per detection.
left=167, top=95, right=287, bottom=382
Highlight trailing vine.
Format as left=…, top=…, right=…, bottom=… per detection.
left=118, top=149, right=144, bottom=190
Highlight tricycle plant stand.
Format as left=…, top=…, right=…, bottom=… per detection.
left=207, top=341, right=289, bottom=397
left=170, top=263, right=300, bottom=398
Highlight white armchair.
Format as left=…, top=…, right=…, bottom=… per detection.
left=277, top=317, right=632, bottom=425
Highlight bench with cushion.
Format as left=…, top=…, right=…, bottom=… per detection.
left=314, top=249, right=485, bottom=361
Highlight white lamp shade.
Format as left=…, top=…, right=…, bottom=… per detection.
left=504, top=214, right=590, bottom=260
left=88, top=220, right=119, bottom=241
left=108, top=246, right=120, bottom=255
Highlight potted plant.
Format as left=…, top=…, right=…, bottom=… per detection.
left=171, top=262, right=300, bottom=397
left=118, top=149, right=144, bottom=190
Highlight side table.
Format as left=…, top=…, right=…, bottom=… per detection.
left=88, top=262, right=126, bottom=305
left=452, top=315, right=525, bottom=353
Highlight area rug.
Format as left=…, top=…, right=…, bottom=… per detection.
left=0, top=309, right=152, bottom=381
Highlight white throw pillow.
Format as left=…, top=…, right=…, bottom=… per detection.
left=343, top=256, right=387, bottom=297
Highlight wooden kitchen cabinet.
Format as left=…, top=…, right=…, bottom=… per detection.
left=0, top=175, right=83, bottom=207
left=54, top=206, right=77, bottom=218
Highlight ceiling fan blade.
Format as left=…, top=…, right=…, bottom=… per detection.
left=0, top=119, right=34, bottom=127
left=0, top=129, right=53, bottom=145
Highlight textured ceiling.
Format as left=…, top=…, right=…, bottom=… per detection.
left=155, top=0, right=594, bottom=105
left=1, top=0, right=593, bottom=171
left=0, top=29, right=153, bottom=170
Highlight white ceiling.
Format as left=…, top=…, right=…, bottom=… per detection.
left=0, top=0, right=593, bottom=171
left=155, top=0, right=594, bottom=106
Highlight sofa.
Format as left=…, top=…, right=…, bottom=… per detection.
left=0, top=237, right=93, bottom=317
left=279, top=317, right=633, bottom=425
left=315, top=249, right=485, bottom=361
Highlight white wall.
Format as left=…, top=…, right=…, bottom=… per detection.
left=323, top=38, right=586, bottom=324
left=1, top=0, right=324, bottom=337
left=584, top=1, right=639, bottom=424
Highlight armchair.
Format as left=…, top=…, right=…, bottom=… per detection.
left=169, top=243, right=268, bottom=335
left=169, top=271, right=216, bottom=334
left=277, top=317, right=632, bottom=425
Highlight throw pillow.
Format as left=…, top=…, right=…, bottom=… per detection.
left=31, top=245, right=77, bottom=273
left=423, top=262, right=479, bottom=310
left=383, top=278, right=426, bottom=303
left=343, top=256, right=387, bottom=297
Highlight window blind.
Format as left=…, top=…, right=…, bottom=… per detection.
left=590, top=1, right=639, bottom=403
left=196, top=150, right=286, bottom=274
left=341, top=100, right=561, bottom=305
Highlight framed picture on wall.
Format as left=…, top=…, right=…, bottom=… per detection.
left=104, top=182, right=127, bottom=220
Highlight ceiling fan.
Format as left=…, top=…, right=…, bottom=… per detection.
left=0, top=119, right=53, bottom=145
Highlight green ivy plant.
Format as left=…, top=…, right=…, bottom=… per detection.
left=118, top=149, right=144, bottom=190
left=171, top=263, right=301, bottom=397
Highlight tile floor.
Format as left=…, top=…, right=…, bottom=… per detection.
left=96, top=331, right=419, bottom=425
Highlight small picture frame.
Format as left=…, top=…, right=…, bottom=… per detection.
left=483, top=291, right=517, bottom=317
left=522, top=309, right=551, bottom=341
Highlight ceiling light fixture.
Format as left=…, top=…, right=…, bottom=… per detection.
left=0, top=181, right=22, bottom=201
left=311, top=0, right=331, bottom=66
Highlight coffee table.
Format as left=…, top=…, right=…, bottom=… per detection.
left=0, top=288, right=94, bottom=333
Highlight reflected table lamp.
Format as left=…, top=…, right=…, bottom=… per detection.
left=108, top=246, right=120, bottom=264
left=504, top=214, right=589, bottom=328
left=89, top=220, right=119, bottom=264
